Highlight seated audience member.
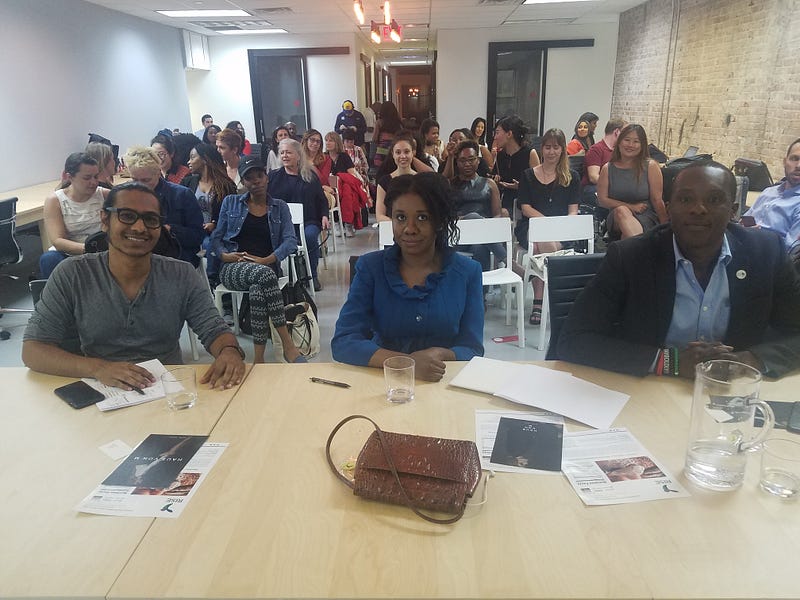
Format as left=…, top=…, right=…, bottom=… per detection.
left=342, top=129, right=370, bottom=189
left=323, top=131, right=368, bottom=237
left=597, top=124, right=668, bottom=240
left=39, top=153, right=108, bottom=278
left=516, top=128, right=580, bottom=325
left=744, top=138, right=800, bottom=252
left=566, top=119, right=592, bottom=156
left=441, top=129, right=492, bottom=180
left=216, top=128, right=244, bottom=191
left=226, top=121, right=251, bottom=156
left=182, top=143, right=237, bottom=282
left=558, top=159, right=800, bottom=379
left=333, top=100, right=367, bottom=147
left=202, top=124, right=221, bottom=146
left=125, top=146, right=205, bottom=267
left=332, top=173, right=484, bottom=381
left=283, top=121, right=299, bottom=141
left=85, top=142, right=116, bottom=189
left=268, top=138, right=329, bottom=291
left=451, top=140, right=503, bottom=271
left=266, top=126, right=290, bottom=172
left=581, top=117, right=625, bottom=210
left=301, top=128, right=327, bottom=180
left=23, top=182, right=246, bottom=390
left=375, top=135, right=418, bottom=222
left=420, top=118, right=444, bottom=163
left=151, top=134, right=191, bottom=185
left=195, top=114, right=213, bottom=138
left=492, top=115, right=541, bottom=215
left=578, top=111, right=600, bottom=146
left=210, top=156, right=306, bottom=364
left=471, top=118, right=494, bottom=169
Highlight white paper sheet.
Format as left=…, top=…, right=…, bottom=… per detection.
left=450, top=357, right=629, bottom=429
left=83, top=359, right=167, bottom=411
left=561, top=428, right=689, bottom=505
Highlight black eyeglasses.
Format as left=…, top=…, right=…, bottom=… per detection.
left=105, top=207, right=163, bottom=229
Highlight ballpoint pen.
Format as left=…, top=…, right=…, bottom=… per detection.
left=310, top=377, right=351, bottom=389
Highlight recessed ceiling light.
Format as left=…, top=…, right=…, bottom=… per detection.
left=218, top=28, right=288, bottom=35
left=157, top=9, right=251, bottom=18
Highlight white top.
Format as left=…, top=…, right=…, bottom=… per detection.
left=363, top=107, right=376, bottom=143
left=55, top=187, right=103, bottom=242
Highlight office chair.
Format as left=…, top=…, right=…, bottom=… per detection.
left=0, top=197, right=34, bottom=340
left=544, top=253, right=605, bottom=360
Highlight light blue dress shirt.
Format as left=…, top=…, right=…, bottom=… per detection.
left=664, top=234, right=732, bottom=348
left=745, top=182, right=800, bottom=252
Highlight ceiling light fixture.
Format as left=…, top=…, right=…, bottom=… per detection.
left=370, top=21, right=381, bottom=44
left=353, top=0, right=365, bottom=25
left=383, top=1, right=391, bottom=25
left=389, top=19, right=401, bottom=43
left=156, top=9, right=251, bottom=18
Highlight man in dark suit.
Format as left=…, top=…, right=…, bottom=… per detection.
left=558, top=159, right=800, bottom=379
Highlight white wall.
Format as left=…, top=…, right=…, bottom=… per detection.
left=0, top=0, right=191, bottom=190
left=436, top=22, right=619, bottom=139
left=187, top=33, right=362, bottom=142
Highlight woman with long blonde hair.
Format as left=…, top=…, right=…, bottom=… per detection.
left=516, top=128, right=581, bottom=324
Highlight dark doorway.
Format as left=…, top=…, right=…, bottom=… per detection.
left=394, top=65, right=435, bottom=130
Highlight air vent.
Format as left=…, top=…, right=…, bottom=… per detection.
left=191, top=20, right=273, bottom=28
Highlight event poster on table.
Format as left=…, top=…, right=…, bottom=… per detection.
left=77, top=434, right=227, bottom=518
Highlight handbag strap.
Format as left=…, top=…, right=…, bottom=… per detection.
left=325, top=414, right=470, bottom=524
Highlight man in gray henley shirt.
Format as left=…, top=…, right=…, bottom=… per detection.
left=22, top=182, right=246, bottom=390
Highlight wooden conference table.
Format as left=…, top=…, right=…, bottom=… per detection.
left=4, top=362, right=799, bottom=599
left=1, top=179, right=60, bottom=249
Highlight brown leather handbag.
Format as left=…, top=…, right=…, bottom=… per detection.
left=325, top=415, right=483, bottom=524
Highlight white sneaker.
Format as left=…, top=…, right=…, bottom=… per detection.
left=344, top=223, right=355, bottom=237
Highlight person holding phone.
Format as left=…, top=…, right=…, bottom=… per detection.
left=210, top=156, right=306, bottom=364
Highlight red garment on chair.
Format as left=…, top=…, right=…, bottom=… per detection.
left=337, top=172, right=369, bottom=229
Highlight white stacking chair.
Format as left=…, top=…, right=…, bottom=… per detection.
left=378, top=220, right=393, bottom=248
left=287, top=202, right=315, bottom=298
left=328, top=174, right=344, bottom=247
left=456, top=217, right=525, bottom=348
left=522, top=214, right=595, bottom=350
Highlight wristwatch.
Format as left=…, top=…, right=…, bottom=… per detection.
left=220, top=344, right=245, bottom=360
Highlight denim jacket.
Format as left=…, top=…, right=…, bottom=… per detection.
left=209, top=193, right=297, bottom=262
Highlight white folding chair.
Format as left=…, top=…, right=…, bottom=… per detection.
left=522, top=214, right=595, bottom=350
left=287, top=202, right=315, bottom=298
left=328, top=174, right=343, bottom=247
left=378, top=220, right=393, bottom=248
left=456, top=217, right=525, bottom=348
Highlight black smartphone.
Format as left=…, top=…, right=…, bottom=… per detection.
left=788, top=402, right=800, bottom=434
left=740, top=215, right=756, bottom=227
left=54, top=381, right=105, bottom=409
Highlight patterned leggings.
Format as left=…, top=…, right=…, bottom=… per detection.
left=220, top=262, right=285, bottom=345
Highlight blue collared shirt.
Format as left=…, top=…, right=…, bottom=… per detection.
left=664, top=234, right=732, bottom=348
left=745, top=181, right=800, bottom=252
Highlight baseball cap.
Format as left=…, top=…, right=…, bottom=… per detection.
left=238, top=155, right=266, bottom=179
left=342, top=100, right=354, bottom=110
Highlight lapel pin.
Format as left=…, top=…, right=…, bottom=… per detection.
left=736, top=269, right=747, bottom=280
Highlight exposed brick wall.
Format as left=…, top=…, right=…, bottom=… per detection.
left=611, top=0, right=800, bottom=180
